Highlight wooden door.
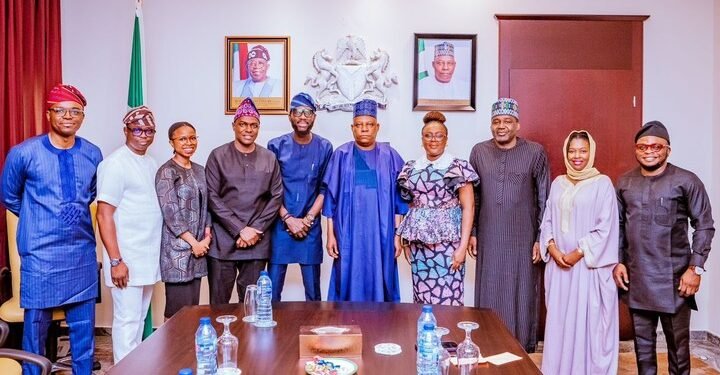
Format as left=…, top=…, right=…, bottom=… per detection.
left=498, top=15, right=647, bottom=182
left=497, top=15, right=648, bottom=341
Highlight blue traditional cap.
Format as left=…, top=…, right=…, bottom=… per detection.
left=635, top=120, right=670, bottom=144
left=491, top=97, right=519, bottom=120
left=234, top=97, right=260, bottom=122
left=290, top=92, right=316, bottom=111
left=353, top=99, right=378, bottom=118
left=434, top=42, right=455, bottom=58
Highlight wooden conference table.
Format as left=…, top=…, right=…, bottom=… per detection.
left=109, top=302, right=540, bottom=374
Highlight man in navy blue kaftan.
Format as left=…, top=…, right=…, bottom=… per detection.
left=267, top=93, right=333, bottom=301
left=322, top=99, right=407, bottom=302
left=1, top=84, right=102, bottom=375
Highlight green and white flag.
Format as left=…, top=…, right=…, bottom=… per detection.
left=128, top=0, right=145, bottom=108
left=128, top=0, right=153, bottom=340
left=417, top=39, right=429, bottom=81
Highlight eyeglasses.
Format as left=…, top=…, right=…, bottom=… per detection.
left=126, top=125, right=157, bottom=137
left=173, top=136, right=198, bottom=143
left=235, top=121, right=259, bottom=130
left=422, top=133, right=447, bottom=141
left=49, top=108, right=84, bottom=117
left=635, top=143, right=666, bottom=153
left=290, top=108, right=315, bottom=118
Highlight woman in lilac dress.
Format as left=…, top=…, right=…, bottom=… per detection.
left=539, top=130, right=619, bottom=374
left=396, top=111, right=478, bottom=305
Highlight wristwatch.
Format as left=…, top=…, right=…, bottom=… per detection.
left=691, top=266, right=705, bottom=276
left=110, top=258, right=123, bottom=267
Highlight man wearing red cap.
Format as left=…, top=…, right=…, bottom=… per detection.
left=232, top=44, right=282, bottom=98
left=1, top=84, right=102, bottom=375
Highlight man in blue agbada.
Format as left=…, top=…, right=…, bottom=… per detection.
left=1, top=84, right=103, bottom=375
left=322, top=99, right=407, bottom=302
left=267, top=93, right=333, bottom=301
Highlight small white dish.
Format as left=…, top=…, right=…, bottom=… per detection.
left=374, top=342, right=402, bottom=355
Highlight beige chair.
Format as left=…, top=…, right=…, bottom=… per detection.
left=0, top=204, right=100, bottom=364
left=0, top=210, right=66, bottom=360
left=0, top=320, right=52, bottom=375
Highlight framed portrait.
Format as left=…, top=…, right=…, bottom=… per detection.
left=413, top=33, right=477, bottom=111
left=225, top=36, right=290, bottom=115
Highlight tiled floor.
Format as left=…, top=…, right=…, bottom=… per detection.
left=533, top=334, right=720, bottom=374
left=56, top=331, right=720, bottom=374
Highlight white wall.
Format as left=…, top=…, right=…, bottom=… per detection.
left=61, top=0, right=719, bottom=330
left=708, top=1, right=720, bottom=338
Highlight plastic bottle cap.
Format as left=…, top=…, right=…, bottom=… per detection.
left=178, top=369, right=193, bottom=375
left=423, top=323, right=435, bottom=330
left=260, top=270, right=269, bottom=276
left=200, top=317, right=211, bottom=324
left=422, top=305, right=432, bottom=313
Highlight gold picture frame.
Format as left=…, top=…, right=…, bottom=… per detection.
left=224, top=36, right=290, bottom=115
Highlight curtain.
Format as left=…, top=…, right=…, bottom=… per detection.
left=0, top=0, right=62, bottom=303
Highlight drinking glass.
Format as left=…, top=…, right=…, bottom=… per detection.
left=456, top=321, right=480, bottom=375
left=216, top=315, right=241, bottom=375
left=242, top=285, right=257, bottom=323
left=435, top=326, right=451, bottom=375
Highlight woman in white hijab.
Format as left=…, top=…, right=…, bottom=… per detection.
left=539, top=130, right=620, bottom=374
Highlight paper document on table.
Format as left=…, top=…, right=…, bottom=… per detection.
left=484, top=352, right=522, bottom=365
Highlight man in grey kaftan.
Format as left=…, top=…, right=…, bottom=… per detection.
left=468, top=98, right=549, bottom=352
left=206, top=98, right=283, bottom=303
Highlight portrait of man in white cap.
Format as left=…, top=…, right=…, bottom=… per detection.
left=417, top=40, right=472, bottom=101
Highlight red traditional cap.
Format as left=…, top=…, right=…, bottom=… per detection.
left=47, top=84, right=87, bottom=108
left=247, top=45, right=270, bottom=61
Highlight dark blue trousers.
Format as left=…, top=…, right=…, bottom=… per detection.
left=22, top=298, right=95, bottom=375
left=268, top=263, right=321, bottom=302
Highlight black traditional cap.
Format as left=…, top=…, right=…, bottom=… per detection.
left=635, top=120, right=670, bottom=144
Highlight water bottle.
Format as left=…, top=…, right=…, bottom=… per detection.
left=255, top=271, right=275, bottom=327
left=417, top=323, right=440, bottom=374
left=195, top=317, right=217, bottom=375
left=417, top=305, right=437, bottom=345
left=178, top=369, right=193, bottom=375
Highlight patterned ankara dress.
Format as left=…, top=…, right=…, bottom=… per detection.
left=396, top=156, right=478, bottom=305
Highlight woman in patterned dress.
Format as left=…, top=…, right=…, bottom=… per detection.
left=155, top=122, right=211, bottom=319
left=395, top=111, right=478, bottom=305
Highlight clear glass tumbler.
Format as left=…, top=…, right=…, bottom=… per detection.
left=242, top=284, right=257, bottom=323
left=435, top=326, right=451, bottom=375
